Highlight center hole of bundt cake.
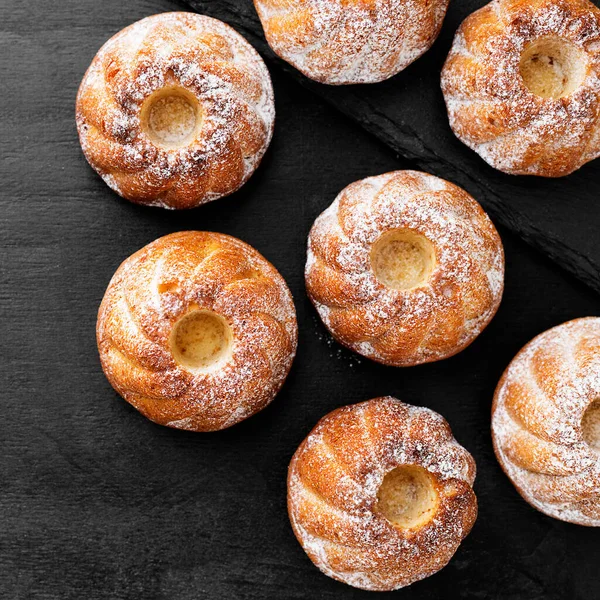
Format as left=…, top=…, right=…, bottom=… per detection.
left=519, top=37, right=587, bottom=99
left=170, top=310, right=233, bottom=373
left=375, top=465, right=438, bottom=529
left=582, top=398, right=600, bottom=452
left=370, top=229, right=436, bottom=290
left=141, top=87, right=201, bottom=148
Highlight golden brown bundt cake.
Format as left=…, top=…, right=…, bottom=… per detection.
left=76, top=12, right=275, bottom=208
left=254, top=0, right=450, bottom=84
left=305, top=170, right=504, bottom=366
left=492, top=317, right=600, bottom=526
left=288, top=397, right=478, bottom=591
left=97, top=231, right=297, bottom=431
left=442, top=0, right=600, bottom=177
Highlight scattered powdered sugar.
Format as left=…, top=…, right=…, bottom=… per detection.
left=305, top=170, right=504, bottom=366
left=441, top=0, right=600, bottom=176
left=165, top=417, right=194, bottom=430
left=311, top=315, right=363, bottom=366
left=76, top=12, right=275, bottom=208
left=287, top=397, right=477, bottom=591
left=255, top=0, right=450, bottom=84
left=486, top=253, right=505, bottom=298
left=492, top=317, right=600, bottom=526
left=97, top=231, right=297, bottom=432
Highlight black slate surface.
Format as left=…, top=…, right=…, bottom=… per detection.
left=1, top=1, right=599, bottom=599
left=184, top=0, right=600, bottom=295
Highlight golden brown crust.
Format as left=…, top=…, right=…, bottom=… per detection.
left=492, top=317, right=600, bottom=526
left=97, top=231, right=297, bottom=432
left=254, top=0, right=450, bottom=85
left=287, top=397, right=477, bottom=591
left=76, top=12, right=274, bottom=209
left=441, top=0, right=600, bottom=177
left=305, top=170, right=504, bottom=366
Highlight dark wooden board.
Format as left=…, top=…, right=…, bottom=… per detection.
left=1, top=1, right=600, bottom=599
left=183, top=0, right=600, bottom=295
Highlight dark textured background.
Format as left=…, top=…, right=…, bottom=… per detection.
left=1, top=1, right=599, bottom=599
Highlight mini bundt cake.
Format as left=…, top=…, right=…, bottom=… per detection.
left=97, top=231, right=297, bottom=431
left=76, top=12, right=275, bottom=209
left=254, top=0, right=450, bottom=85
left=441, top=0, right=600, bottom=177
left=288, top=397, right=478, bottom=591
left=305, top=170, right=504, bottom=366
left=492, top=317, right=600, bottom=526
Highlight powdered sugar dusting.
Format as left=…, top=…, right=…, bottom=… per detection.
left=492, top=317, right=600, bottom=526
left=305, top=170, right=504, bottom=366
left=97, top=231, right=297, bottom=432
left=76, top=12, right=275, bottom=208
left=441, top=0, right=600, bottom=177
left=255, top=0, right=450, bottom=84
left=287, top=397, right=477, bottom=591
